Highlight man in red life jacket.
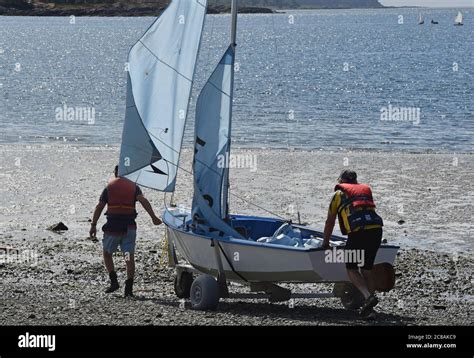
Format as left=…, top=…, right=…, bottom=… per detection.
left=323, top=170, right=384, bottom=318
left=90, top=165, right=162, bottom=297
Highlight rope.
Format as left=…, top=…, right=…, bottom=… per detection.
left=269, top=9, right=301, bottom=223
left=162, top=159, right=287, bottom=220
left=158, top=227, right=169, bottom=270
left=217, top=241, right=248, bottom=282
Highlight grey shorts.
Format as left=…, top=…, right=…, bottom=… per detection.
left=102, top=228, right=136, bottom=254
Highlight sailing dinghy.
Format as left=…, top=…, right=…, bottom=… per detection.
left=455, top=11, right=464, bottom=26
left=419, top=13, right=424, bottom=25
left=119, top=0, right=399, bottom=311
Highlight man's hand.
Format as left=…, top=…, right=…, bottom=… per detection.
left=152, top=216, right=163, bottom=226
left=90, top=201, right=105, bottom=238
left=138, top=195, right=162, bottom=226
left=89, top=224, right=97, bottom=238
left=323, top=211, right=337, bottom=250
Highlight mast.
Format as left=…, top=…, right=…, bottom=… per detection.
left=224, top=0, right=238, bottom=219
left=191, top=0, right=243, bottom=236
left=231, top=0, right=238, bottom=48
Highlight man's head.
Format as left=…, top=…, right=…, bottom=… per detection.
left=114, top=165, right=119, bottom=178
left=338, top=169, right=358, bottom=184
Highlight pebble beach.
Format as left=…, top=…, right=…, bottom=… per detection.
left=0, top=145, right=472, bottom=325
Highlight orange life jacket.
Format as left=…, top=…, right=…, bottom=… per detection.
left=106, top=178, right=137, bottom=216
left=335, top=183, right=376, bottom=209
left=334, top=183, right=382, bottom=234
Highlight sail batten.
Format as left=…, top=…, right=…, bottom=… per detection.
left=119, top=0, right=207, bottom=192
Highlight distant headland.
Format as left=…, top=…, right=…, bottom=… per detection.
left=0, top=0, right=385, bottom=16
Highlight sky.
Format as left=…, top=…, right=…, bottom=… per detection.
left=380, top=0, right=474, bottom=7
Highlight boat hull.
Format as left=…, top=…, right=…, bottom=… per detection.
left=164, top=209, right=399, bottom=283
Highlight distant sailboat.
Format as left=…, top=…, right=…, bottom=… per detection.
left=454, top=11, right=464, bottom=26
left=431, top=19, right=439, bottom=24
left=419, top=13, right=424, bottom=25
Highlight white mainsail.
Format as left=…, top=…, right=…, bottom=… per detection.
left=191, top=46, right=244, bottom=238
left=455, top=11, right=463, bottom=25
left=191, top=0, right=244, bottom=238
left=119, top=0, right=207, bottom=191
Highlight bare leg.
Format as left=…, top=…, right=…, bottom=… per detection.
left=347, top=269, right=371, bottom=299
left=103, top=251, right=115, bottom=273
left=362, top=269, right=376, bottom=295
left=125, top=252, right=135, bottom=280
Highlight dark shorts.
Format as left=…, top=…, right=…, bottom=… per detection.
left=345, top=228, right=382, bottom=270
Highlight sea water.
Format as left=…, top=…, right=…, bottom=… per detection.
left=0, top=8, right=472, bottom=152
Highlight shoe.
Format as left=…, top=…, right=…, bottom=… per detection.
left=360, top=294, right=379, bottom=317
left=360, top=308, right=377, bottom=320
left=124, top=278, right=134, bottom=298
left=105, top=271, right=119, bottom=293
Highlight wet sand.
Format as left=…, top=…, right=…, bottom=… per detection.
left=0, top=145, right=472, bottom=325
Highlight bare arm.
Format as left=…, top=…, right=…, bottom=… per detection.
left=90, top=201, right=106, bottom=237
left=323, top=211, right=337, bottom=249
left=137, top=195, right=162, bottom=225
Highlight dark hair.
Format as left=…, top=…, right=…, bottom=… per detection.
left=338, top=169, right=357, bottom=184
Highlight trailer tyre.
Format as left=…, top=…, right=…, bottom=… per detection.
left=174, top=271, right=194, bottom=299
left=190, top=275, right=220, bottom=311
left=340, top=284, right=365, bottom=310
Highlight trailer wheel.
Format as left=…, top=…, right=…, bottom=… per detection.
left=340, top=284, right=365, bottom=310
left=190, top=275, right=219, bottom=311
left=174, top=271, right=193, bottom=299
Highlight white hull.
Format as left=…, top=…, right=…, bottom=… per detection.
left=164, top=209, right=399, bottom=283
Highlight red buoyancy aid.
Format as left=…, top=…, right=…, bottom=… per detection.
left=106, top=178, right=137, bottom=216
left=334, top=183, right=382, bottom=234
left=334, top=183, right=376, bottom=210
